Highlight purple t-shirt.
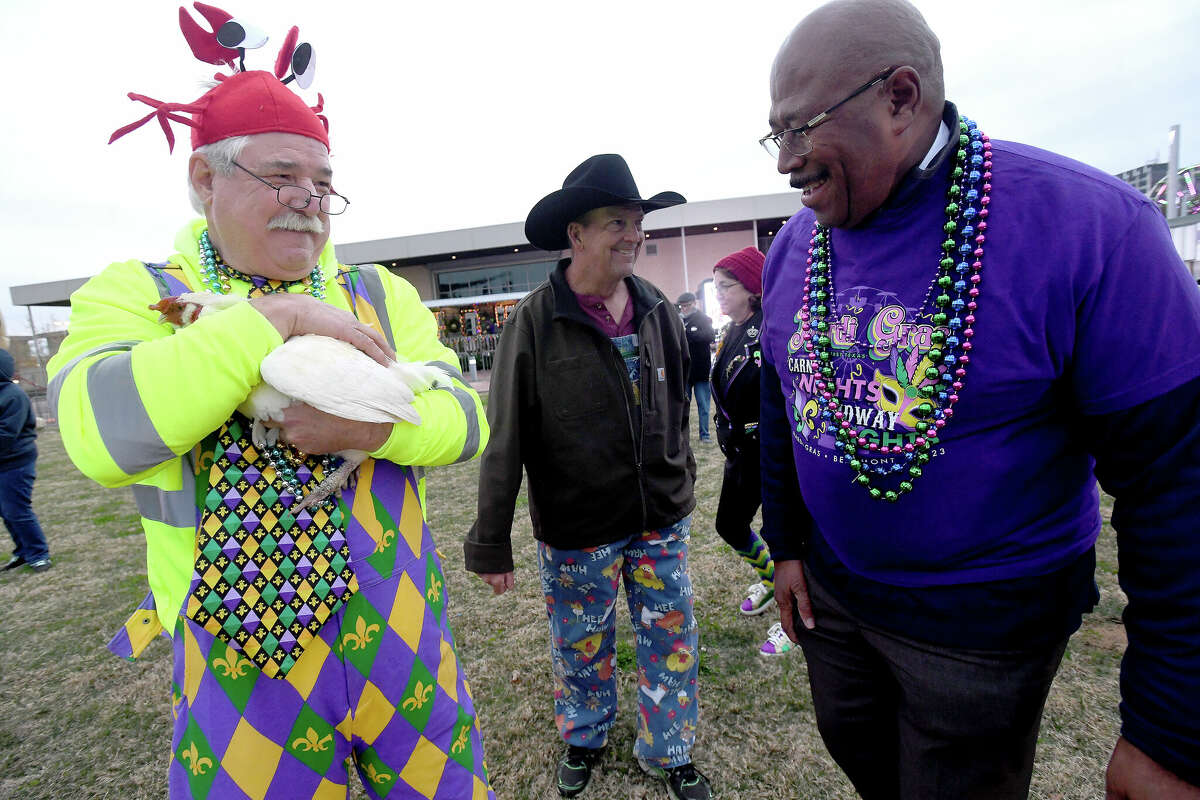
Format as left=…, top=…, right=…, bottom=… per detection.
left=762, top=137, right=1200, bottom=587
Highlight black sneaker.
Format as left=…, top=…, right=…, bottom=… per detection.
left=557, top=745, right=604, bottom=797
left=28, top=558, right=52, bottom=573
left=639, top=759, right=712, bottom=800
left=2, top=555, right=26, bottom=571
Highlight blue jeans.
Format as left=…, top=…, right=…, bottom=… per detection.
left=688, top=381, right=711, bottom=439
left=0, top=458, right=50, bottom=562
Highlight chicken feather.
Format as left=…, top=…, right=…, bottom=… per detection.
left=259, top=335, right=440, bottom=425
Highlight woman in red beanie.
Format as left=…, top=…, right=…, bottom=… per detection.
left=711, top=247, right=791, bottom=656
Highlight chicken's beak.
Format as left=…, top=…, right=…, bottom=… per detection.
left=148, top=297, right=175, bottom=324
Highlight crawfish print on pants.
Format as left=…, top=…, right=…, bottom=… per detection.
left=539, top=516, right=700, bottom=768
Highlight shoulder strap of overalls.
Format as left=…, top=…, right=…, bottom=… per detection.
left=336, top=264, right=395, bottom=351
left=337, top=264, right=433, bottom=495
left=142, top=261, right=194, bottom=297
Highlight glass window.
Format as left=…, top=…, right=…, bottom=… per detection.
left=435, top=260, right=557, bottom=299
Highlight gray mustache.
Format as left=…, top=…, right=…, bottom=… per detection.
left=268, top=213, right=325, bottom=234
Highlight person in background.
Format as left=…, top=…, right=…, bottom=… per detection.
left=0, top=348, right=52, bottom=574
left=708, top=248, right=788, bottom=656
left=677, top=292, right=715, bottom=442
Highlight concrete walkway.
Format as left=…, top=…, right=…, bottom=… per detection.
left=464, top=367, right=491, bottom=396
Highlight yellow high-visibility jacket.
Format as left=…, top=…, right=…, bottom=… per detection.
left=48, top=219, right=487, bottom=646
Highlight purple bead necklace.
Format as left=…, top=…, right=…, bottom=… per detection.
left=801, top=116, right=993, bottom=502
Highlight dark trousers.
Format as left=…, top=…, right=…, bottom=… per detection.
left=715, top=445, right=760, bottom=552
left=795, top=567, right=1068, bottom=800
left=0, top=459, right=50, bottom=562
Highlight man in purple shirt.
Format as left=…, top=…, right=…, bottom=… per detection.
left=465, top=155, right=710, bottom=800
left=757, top=1, right=1200, bottom=798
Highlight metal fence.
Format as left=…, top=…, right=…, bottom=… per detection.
left=444, top=334, right=499, bottom=375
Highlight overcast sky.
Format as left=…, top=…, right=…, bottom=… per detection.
left=2, top=0, right=1198, bottom=335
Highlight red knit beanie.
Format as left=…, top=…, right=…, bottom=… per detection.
left=714, top=247, right=765, bottom=296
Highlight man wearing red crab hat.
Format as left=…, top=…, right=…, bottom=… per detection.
left=47, top=5, right=494, bottom=798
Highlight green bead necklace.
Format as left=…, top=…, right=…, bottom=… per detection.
left=198, top=230, right=325, bottom=300
left=802, top=116, right=992, bottom=502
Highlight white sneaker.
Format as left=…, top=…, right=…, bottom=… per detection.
left=758, top=622, right=794, bottom=657
left=739, top=582, right=774, bottom=616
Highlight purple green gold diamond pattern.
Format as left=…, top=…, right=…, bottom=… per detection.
left=169, top=460, right=495, bottom=799
left=186, top=414, right=359, bottom=679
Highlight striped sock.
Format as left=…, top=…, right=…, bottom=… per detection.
left=734, top=532, right=774, bottom=588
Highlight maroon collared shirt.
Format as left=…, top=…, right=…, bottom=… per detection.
left=575, top=291, right=634, bottom=337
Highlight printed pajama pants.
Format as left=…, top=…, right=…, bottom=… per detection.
left=538, top=516, right=700, bottom=768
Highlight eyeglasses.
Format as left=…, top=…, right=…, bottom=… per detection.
left=759, top=65, right=899, bottom=159
left=232, top=161, right=350, bottom=215
left=713, top=280, right=741, bottom=294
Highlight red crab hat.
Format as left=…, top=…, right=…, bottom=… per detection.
left=109, top=3, right=329, bottom=153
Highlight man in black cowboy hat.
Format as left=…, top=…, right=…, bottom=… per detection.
left=465, top=154, right=711, bottom=800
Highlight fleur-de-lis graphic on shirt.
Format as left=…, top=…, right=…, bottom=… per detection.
left=213, top=651, right=254, bottom=679
left=402, top=680, right=435, bottom=711
left=180, top=741, right=212, bottom=776
left=292, top=727, right=333, bottom=752
left=451, top=725, right=471, bottom=755
left=427, top=575, right=443, bottom=604
left=343, top=616, right=380, bottom=651
left=365, top=763, right=392, bottom=786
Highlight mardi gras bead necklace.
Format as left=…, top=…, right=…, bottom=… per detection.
left=801, top=116, right=992, bottom=502
left=199, top=230, right=326, bottom=300
left=197, top=229, right=340, bottom=507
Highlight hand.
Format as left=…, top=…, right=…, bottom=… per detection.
left=1106, top=737, right=1200, bottom=799
left=775, top=559, right=815, bottom=642
left=478, top=572, right=515, bottom=595
left=250, top=293, right=395, bottom=365
left=265, top=403, right=391, bottom=455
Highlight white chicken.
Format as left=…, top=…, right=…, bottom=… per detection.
left=150, top=291, right=451, bottom=511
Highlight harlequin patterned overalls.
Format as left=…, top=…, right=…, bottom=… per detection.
left=142, top=263, right=495, bottom=800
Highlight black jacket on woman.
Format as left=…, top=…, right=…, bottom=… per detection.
left=711, top=309, right=763, bottom=460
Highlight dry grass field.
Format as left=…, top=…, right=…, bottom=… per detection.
left=0, top=425, right=1124, bottom=799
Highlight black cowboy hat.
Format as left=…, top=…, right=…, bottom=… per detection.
left=524, top=154, right=686, bottom=251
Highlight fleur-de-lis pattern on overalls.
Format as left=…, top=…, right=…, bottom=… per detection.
left=167, top=265, right=495, bottom=800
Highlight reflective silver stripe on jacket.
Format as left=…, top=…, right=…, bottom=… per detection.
left=47, top=341, right=141, bottom=412
left=427, top=360, right=467, bottom=386
left=87, top=352, right=176, bottom=474
left=131, top=455, right=199, bottom=528
left=425, top=360, right=480, bottom=462
left=359, top=265, right=396, bottom=351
